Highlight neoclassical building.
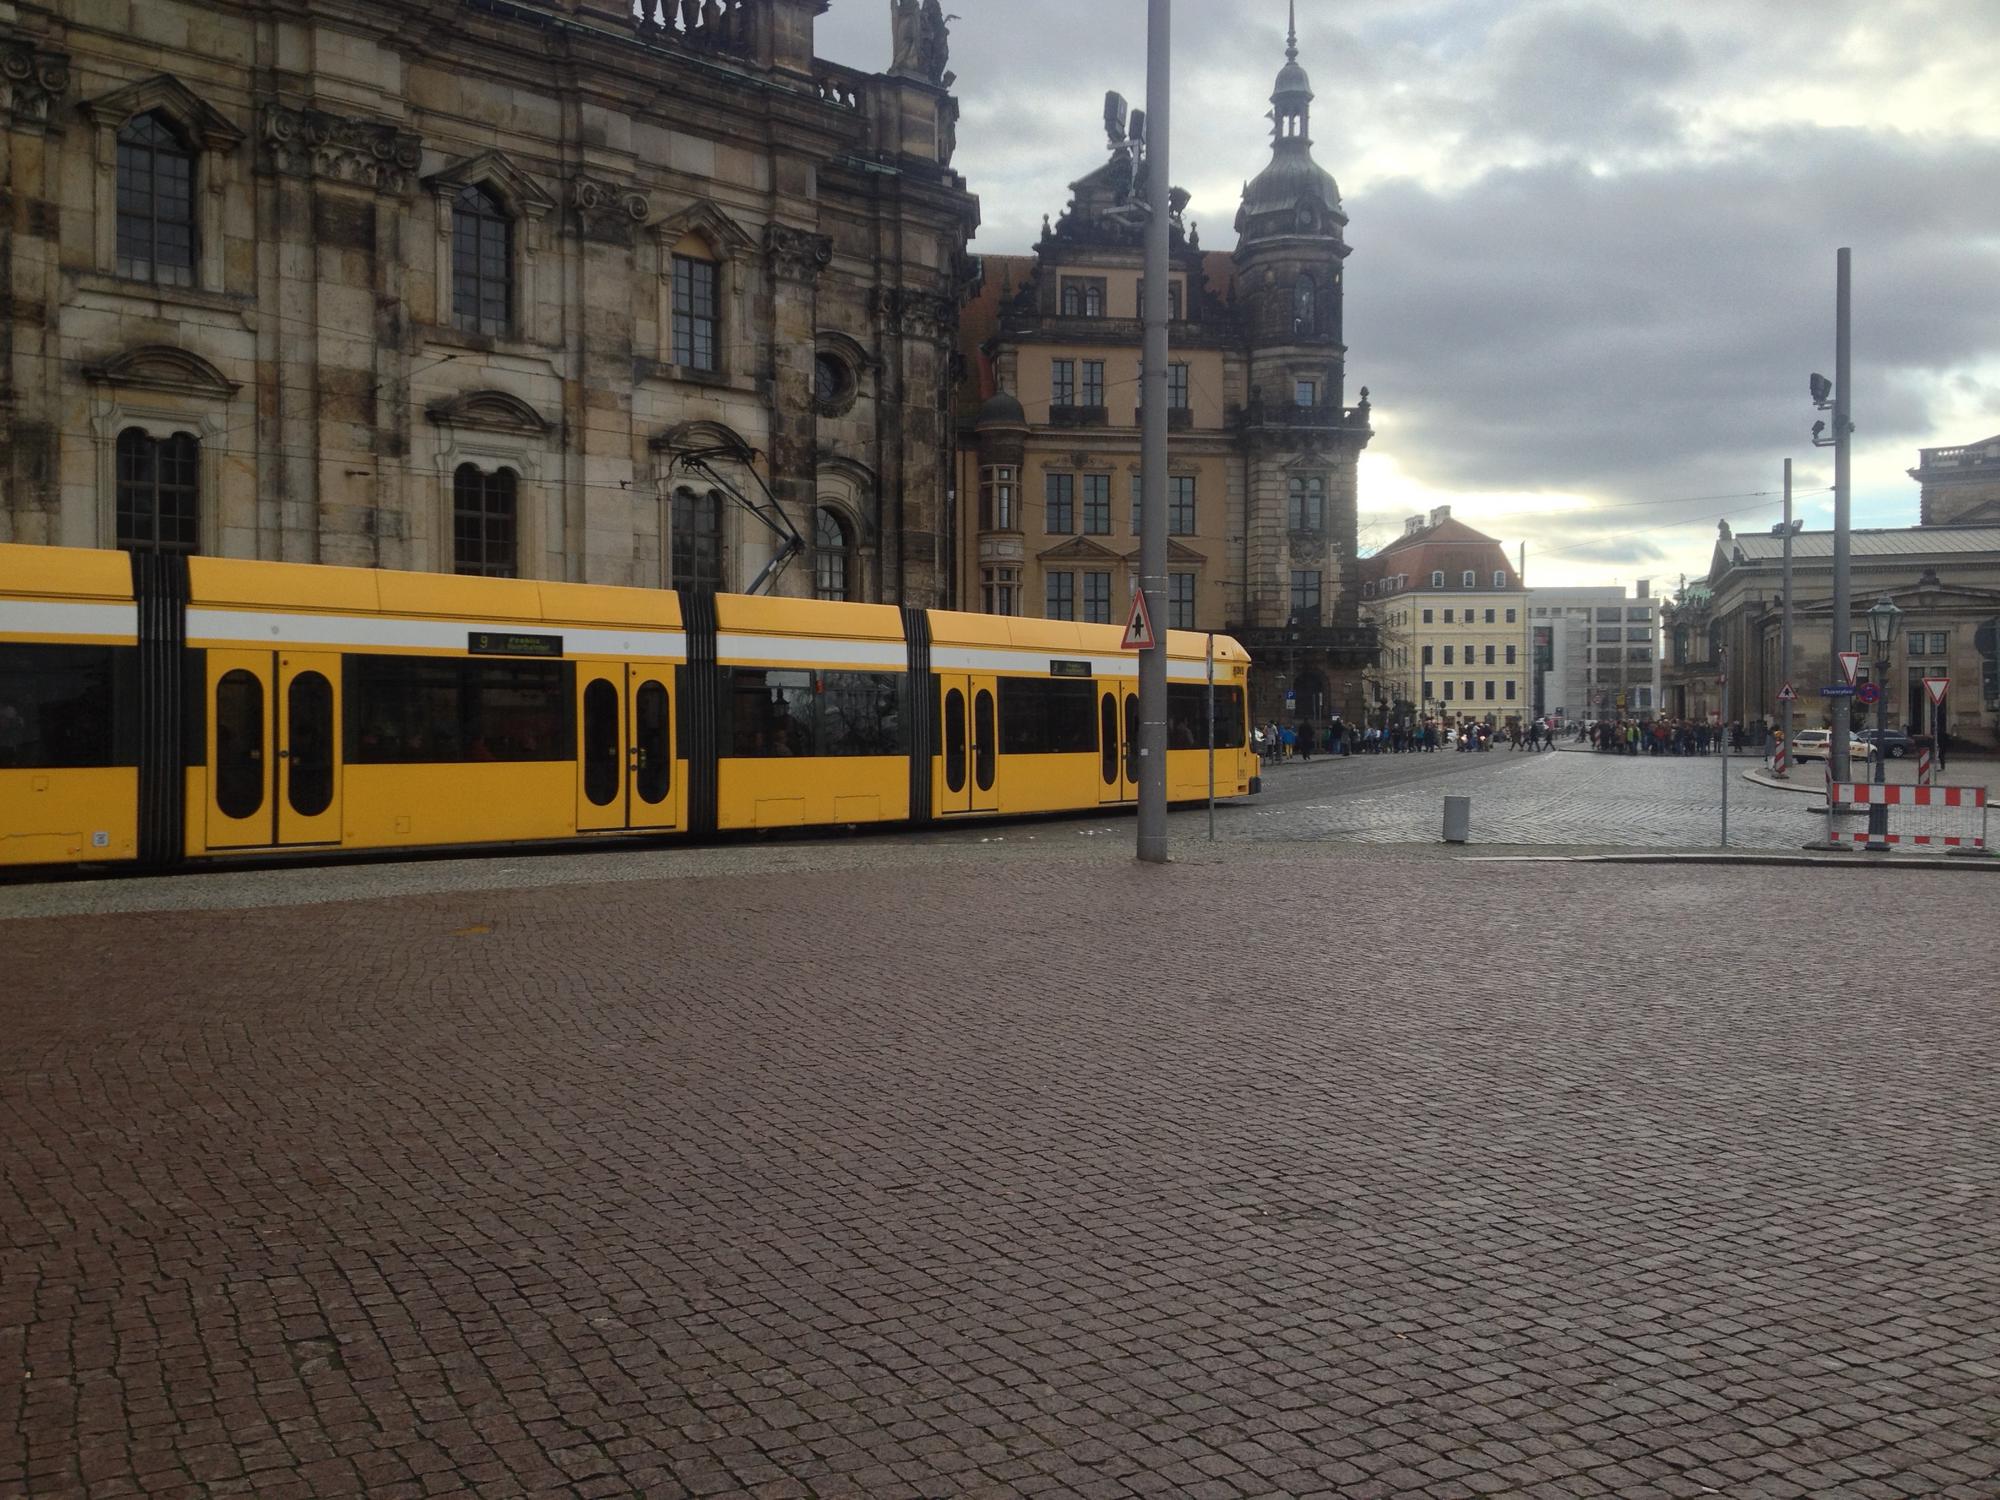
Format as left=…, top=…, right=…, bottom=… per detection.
left=954, top=18, right=1376, bottom=720
left=1, top=0, right=978, bottom=603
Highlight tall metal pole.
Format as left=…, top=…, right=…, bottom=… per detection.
left=1135, top=0, right=1172, bottom=863
left=1830, top=248, right=1853, bottom=782
left=1720, top=646, right=1730, bottom=847
left=1205, top=631, right=1215, bottom=842
left=1780, top=458, right=1794, bottom=775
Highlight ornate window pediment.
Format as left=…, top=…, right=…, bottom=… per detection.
left=1040, top=536, right=1120, bottom=563
left=83, top=75, right=243, bottom=149
left=425, top=150, right=555, bottom=220
left=655, top=198, right=757, bottom=261
left=426, top=389, right=552, bottom=437
left=85, top=344, right=239, bottom=398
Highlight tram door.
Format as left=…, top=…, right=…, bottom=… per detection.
left=937, top=673, right=999, bottom=815
left=576, top=663, right=677, bottom=832
left=205, top=650, right=343, bottom=848
left=1097, top=680, right=1139, bottom=804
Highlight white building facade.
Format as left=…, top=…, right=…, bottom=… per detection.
left=1530, top=582, right=1660, bottom=722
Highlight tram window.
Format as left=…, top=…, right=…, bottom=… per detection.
left=1099, top=693, right=1118, bottom=784
left=582, top=679, right=620, bottom=806
left=726, top=668, right=813, bottom=756
left=723, top=669, right=907, bottom=757
left=0, top=644, right=134, bottom=768
left=943, top=687, right=966, bottom=792
left=1124, top=693, right=1139, bottom=784
left=286, top=672, right=335, bottom=817
left=973, top=689, right=996, bottom=791
left=345, top=657, right=572, bottom=763
left=818, top=672, right=907, bottom=757
left=998, top=678, right=1096, bottom=754
left=214, top=668, right=264, bottom=819
left=1167, top=684, right=1247, bottom=749
left=634, top=680, right=670, bottom=805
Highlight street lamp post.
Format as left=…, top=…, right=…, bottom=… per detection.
left=1864, top=594, right=1903, bottom=851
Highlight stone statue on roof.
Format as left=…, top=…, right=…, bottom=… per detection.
left=890, top=0, right=953, bottom=85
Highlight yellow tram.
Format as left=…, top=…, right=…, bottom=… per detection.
left=0, top=543, right=1259, bottom=870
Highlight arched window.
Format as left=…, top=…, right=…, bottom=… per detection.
left=117, top=113, right=196, bottom=286
left=672, top=487, right=723, bottom=590
left=453, top=464, right=517, bottom=577
left=116, top=428, right=200, bottom=552
left=1292, top=274, right=1316, bottom=335
left=815, top=508, right=852, bottom=601
left=452, top=185, right=513, bottom=337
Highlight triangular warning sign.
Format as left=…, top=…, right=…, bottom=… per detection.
left=1121, top=588, right=1157, bottom=650
left=1925, top=676, right=1949, bottom=706
left=1837, top=651, right=1861, bottom=686
left=1777, top=682, right=1796, bottom=702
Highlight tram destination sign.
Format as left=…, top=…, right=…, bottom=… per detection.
left=1049, top=659, right=1092, bottom=678
left=468, top=631, right=564, bottom=658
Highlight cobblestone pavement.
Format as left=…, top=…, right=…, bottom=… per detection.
left=5, top=845, right=1997, bottom=1499
left=1218, top=750, right=1998, bottom=853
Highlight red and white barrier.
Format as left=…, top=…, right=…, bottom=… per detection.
left=1916, top=746, right=1934, bottom=785
left=1772, top=740, right=1789, bottom=776
left=1826, top=781, right=1988, bottom=849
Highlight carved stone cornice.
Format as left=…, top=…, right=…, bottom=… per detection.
left=261, top=104, right=422, bottom=197
left=872, top=286, right=957, bottom=342
left=3, top=41, right=71, bottom=131
left=569, top=174, right=650, bottom=244
left=764, top=222, right=832, bottom=283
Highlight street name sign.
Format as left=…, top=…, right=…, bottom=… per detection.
left=1821, top=684, right=1855, bottom=697
left=1838, top=651, right=1862, bottom=685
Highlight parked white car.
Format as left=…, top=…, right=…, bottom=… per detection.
left=1789, top=729, right=1874, bottom=762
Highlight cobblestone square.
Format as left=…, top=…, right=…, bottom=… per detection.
left=3, top=843, right=1996, bottom=1498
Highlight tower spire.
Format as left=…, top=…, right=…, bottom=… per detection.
left=1286, top=0, right=1298, bottom=63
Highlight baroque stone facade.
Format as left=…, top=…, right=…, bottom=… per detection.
left=953, top=18, right=1375, bottom=722
left=0, top=0, right=979, bottom=604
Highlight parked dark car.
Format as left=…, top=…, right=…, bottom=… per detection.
left=1855, top=728, right=1914, bottom=759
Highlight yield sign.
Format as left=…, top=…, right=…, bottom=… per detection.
left=1925, top=675, right=1949, bottom=707
left=1121, top=587, right=1158, bottom=650
left=1777, top=681, right=1797, bottom=702
left=1837, top=650, right=1862, bottom=686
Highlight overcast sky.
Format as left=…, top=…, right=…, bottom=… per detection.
left=815, top=0, right=2000, bottom=592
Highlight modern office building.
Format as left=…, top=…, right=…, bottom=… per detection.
left=1529, top=582, right=1659, bottom=722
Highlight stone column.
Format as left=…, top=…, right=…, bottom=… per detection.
left=568, top=172, right=651, bottom=585
left=0, top=39, right=71, bottom=544
left=259, top=105, right=422, bottom=565
left=875, top=286, right=956, bottom=607
left=764, top=222, right=830, bottom=594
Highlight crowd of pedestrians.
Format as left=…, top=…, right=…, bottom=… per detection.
left=1581, top=718, right=1747, bottom=755
left=1255, top=715, right=1563, bottom=763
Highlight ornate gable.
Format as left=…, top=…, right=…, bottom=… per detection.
left=1039, top=536, right=1121, bottom=563
left=425, top=149, right=555, bottom=219
left=83, top=74, right=244, bottom=149
left=426, top=389, right=552, bottom=436
left=84, top=345, right=239, bottom=398
left=654, top=198, right=757, bottom=261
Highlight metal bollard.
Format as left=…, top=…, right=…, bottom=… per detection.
left=1442, top=795, right=1471, bottom=844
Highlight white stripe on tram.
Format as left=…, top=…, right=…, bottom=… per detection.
left=0, top=599, right=139, bottom=639
left=716, top=633, right=907, bottom=669
left=929, top=644, right=1216, bottom=682
left=185, top=607, right=687, bottom=657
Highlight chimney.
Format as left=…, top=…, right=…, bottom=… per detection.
left=1405, top=514, right=1424, bottom=535
left=1429, top=504, right=1452, bottom=527
left=1636, top=578, right=1650, bottom=599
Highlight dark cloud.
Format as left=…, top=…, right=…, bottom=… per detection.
left=814, top=0, right=2000, bottom=582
